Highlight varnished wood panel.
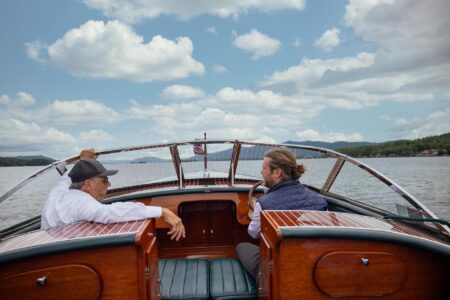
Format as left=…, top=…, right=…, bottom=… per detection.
left=141, top=192, right=253, bottom=227
left=180, top=201, right=209, bottom=246
left=209, top=201, right=234, bottom=245
left=146, top=237, right=160, bottom=300
left=260, top=211, right=450, bottom=300
left=0, top=264, right=101, bottom=300
left=0, top=219, right=156, bottom=300
left=275, top=239, right=449, bottom=299
left=258, top=234, right=271, bottom=300
left=0, top=246, right=142, bottom=299
left=157, top=245, right=236, bottom=259
left=263, top=210, right=449, bottom=245
left=314, top=251, right=407, bottom=297
left=0, top=220, right=149, bottom=255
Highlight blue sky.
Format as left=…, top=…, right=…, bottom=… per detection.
left=0, top=0, right=449, bottom=159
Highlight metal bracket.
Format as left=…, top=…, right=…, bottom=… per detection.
left=144, top=266, right=150, bottom=281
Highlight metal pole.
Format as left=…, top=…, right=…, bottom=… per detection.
left=203, top=132, right=207, bottom=172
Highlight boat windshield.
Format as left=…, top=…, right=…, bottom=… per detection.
left=0, top=140, right=446, bottom=233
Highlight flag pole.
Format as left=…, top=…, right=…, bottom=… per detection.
left=203, top=132, right=207, bottom=172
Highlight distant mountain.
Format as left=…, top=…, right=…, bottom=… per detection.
left=0, top=155, right=55, bottom=167
left=130, top=156, right=170, bottom=163
left=185, top=140, right=375, bottom=161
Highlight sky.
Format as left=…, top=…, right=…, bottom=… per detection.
left=0, top=0, right=449, bottom=159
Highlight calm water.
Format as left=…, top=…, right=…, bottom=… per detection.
left=0, top=156, right=449, bottom=231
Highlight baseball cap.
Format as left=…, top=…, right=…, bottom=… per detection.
left=68, top=159, right=118, bottom=183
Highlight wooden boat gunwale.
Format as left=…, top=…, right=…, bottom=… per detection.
left=263, top=210, right=450, bottom=256
left=0, top=219, right=152, bottom=265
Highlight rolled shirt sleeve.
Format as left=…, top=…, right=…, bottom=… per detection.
left=248, top=202, right=262, bottom=239
left=74, top=196, right=162, bottom=224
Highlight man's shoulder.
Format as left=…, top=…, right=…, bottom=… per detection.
left=62, top=189, right=94, bottom=202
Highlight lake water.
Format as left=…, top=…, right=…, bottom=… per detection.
left=0, top=156, right=449, bottom=231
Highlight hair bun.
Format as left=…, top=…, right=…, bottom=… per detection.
left=295, top=164, right=306, bottom=178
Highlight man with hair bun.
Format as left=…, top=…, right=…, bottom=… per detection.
left=236, top=147, right=327, bottom=279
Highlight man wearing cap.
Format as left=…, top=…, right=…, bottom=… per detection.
left=41, top=149, right=185, bottom=241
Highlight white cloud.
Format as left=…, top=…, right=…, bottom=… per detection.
left=160, top=85, right=205, bottom=100
left=79, top=129, right=115, bottom=142
left=0, top=119, right=76, bottom=153
left=25, top=40, right=48, bottom=64
left=314, top=28, right=340, bottom=52
left=212, top=64, right=227, bottom=73
left=387, top=107, right=450, bottom=139
left=30, top=20, right=204, bottom=82
left=259, top=48, right=442, bottom=110
left=296, top=129, right=363, bottom=142
left=0, top=92, right=35, bottom=107
left=260, top=52, right=375, bottom=89
left=125, top=87, right=326, bottom=142
left=83, top=0, right=306, bottom=23
left=233, top=29, right=281, bottom=60
left=0, top=93, right=122, bottom=157
left=292, top=37, right=302, bottom=48
left=254, top=0, right=449, bottom=118
left=37, top=99, right=122, bottom=126
left=205, top=27, right=217, bottom=34
left=343, top=0, right=450, bottom=81
left=394, top=118, right=409, bottom=126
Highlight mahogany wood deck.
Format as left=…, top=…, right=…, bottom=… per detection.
left=260, top=210, right=450, bottom=300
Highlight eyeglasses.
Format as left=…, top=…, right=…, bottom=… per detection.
left=90, top=177, right=110, bottom=185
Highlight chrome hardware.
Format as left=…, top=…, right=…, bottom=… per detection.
left=256, top=272, right=264, bottom=290
left=202, top=229, right=206, bottom=235
left=144, top=266, right=150, bottom=281
left=210, top=229, right=214, bottom=235
left=361, top=258, right=369, bottom=266
left=36, top=276, right=47, bottom=286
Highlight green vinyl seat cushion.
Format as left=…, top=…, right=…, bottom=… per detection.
left=159, top=259, right=209, bottom=300
left=209, top=258, right=258, bottom=300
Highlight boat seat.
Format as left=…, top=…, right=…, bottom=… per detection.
left=209, top=258, right=258, bottom=300
left=159, top=259, right=209, bottom=300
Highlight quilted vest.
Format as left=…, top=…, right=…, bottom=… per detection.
left=258, top=179, right=327, bottom=211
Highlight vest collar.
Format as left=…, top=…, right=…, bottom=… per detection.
left=267, top=179, right=299, bottom=194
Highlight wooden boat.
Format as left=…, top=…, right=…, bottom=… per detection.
left=0, top=140, right=449, bottom=299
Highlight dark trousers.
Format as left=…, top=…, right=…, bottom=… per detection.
left=236, top=242, right=260, bottom=280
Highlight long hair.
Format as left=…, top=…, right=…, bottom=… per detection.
left=265, top=147, right=306, bottom=180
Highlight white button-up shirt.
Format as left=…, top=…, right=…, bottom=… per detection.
left=248, top=202, right=263, bottom=239
left=41, top=171, right=162, bottom=229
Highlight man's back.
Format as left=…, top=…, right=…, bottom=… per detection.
left=259, top=179, right=327, bottom=211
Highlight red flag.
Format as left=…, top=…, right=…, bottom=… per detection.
left=193, top=143, right=204, bottom=155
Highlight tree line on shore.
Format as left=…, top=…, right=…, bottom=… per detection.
left=0, top=156, right=55, bottom=167
left=336, top=132, right=450, bottom=158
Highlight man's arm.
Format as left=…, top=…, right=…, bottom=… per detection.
left=74, top=148, right=185, bottom=241
left=74, top=195, right=185, bottom=241
left=161, top=208, right=185, bottom=241
left=248, top=202, right=262, bottom=239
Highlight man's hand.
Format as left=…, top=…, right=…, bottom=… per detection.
left=161, top=208, right=185, bottom=241
left=79, top=148, right=98, bottom=160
